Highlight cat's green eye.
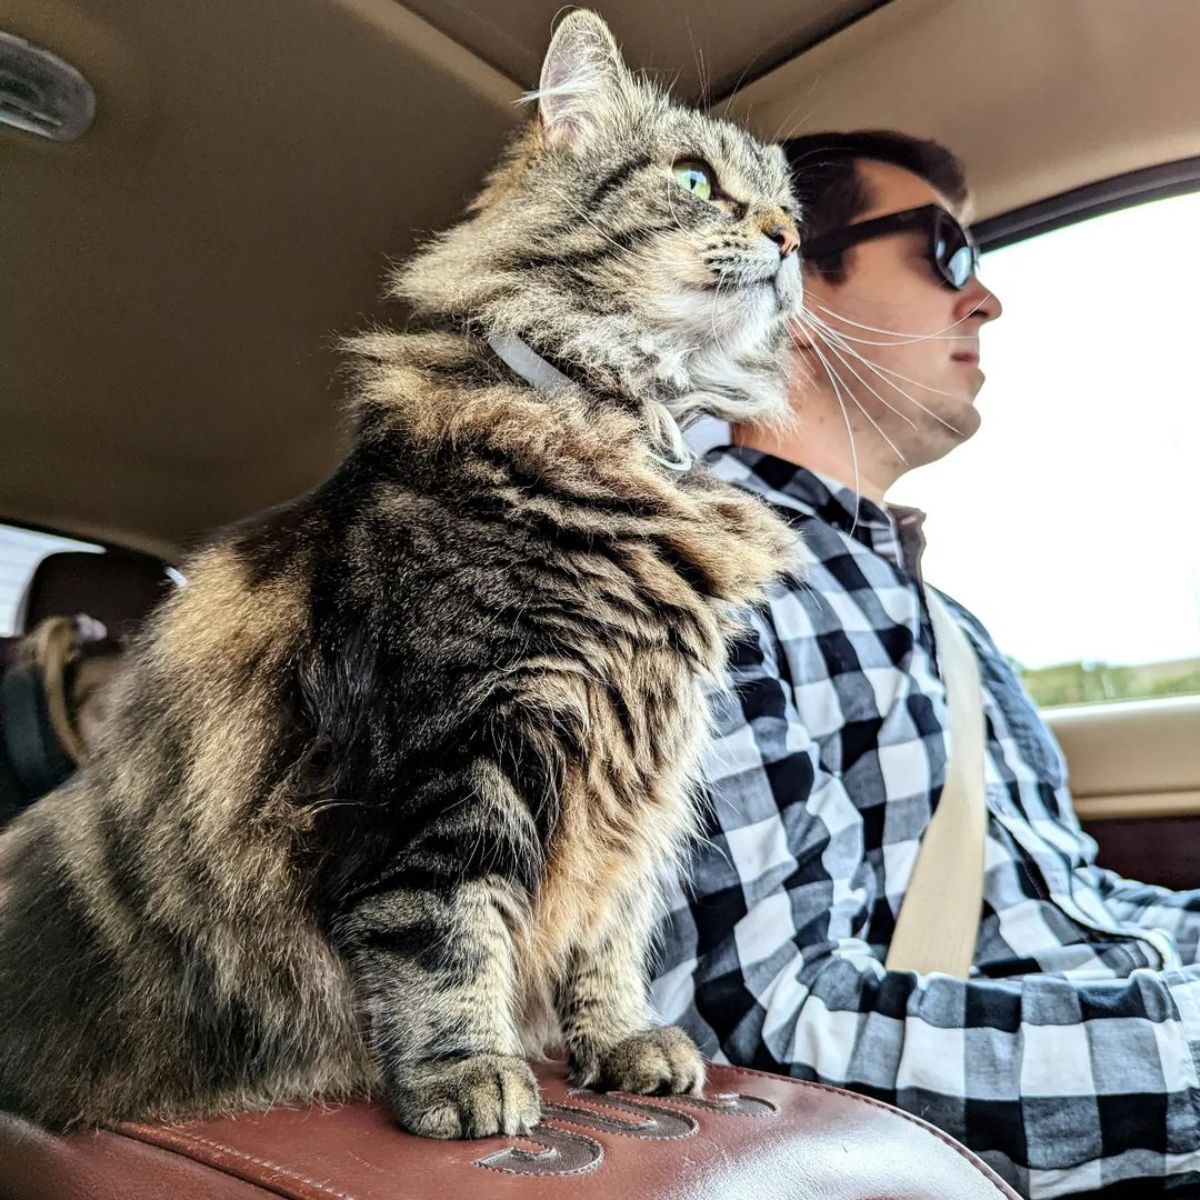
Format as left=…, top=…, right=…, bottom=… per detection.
left=673, top=160, right=715, bottom=202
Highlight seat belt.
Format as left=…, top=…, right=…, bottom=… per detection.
left=885, top=587, right=988, bottom=979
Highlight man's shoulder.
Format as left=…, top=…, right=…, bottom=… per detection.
left=933, top=588, right=1003, bottom=656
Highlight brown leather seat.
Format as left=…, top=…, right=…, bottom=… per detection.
left=0, top=1059, right=1018, bottom=1199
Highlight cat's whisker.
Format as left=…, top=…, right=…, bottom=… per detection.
left=685, top=17, right=710, bottom=110
left=796, top=324, right=909, bottom=466
left=808, top=293, right=987, bottom=333
left=799, top=319, right=917, bottom=431
left=802, top=318, right=968, bottom=434
left=807, top=314, right=971, bottom=404
left=716, top=47, right=770, bottom=120
left=765, top=89, right=823, bottom=149
left=802, top=321, right=980, bottom=347
left=805, top=296, right=984, bottom=342
left=798, top=331, right=863, bottom=535
left=808, top=335, right=964, bottom=439
left=803, top=314, right=981, bottom=347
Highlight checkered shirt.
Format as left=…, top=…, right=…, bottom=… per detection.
left=651, top=446, right=1200, bottom=1199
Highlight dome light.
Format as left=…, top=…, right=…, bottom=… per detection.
left=0, top=31, right=95, bottom=142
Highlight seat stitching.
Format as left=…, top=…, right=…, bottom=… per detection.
left=115, top=1125, right=358, bottom=1200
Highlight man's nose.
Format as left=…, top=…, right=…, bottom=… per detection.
left=960, top=275, right=1003, bottom=323
left=760, top=214, right=800, bottom=258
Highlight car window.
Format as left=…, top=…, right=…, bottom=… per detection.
left=889, top=189, right=1200, bottom=708
left=0, top=523, right=103, bottom=637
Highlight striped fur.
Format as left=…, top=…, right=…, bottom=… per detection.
left=0, top=11, right=802, bottom=1137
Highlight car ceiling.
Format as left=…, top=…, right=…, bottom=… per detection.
left=3, top=0, right=1198, bottom=560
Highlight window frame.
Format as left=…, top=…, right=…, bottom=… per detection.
left=974, top=155, right=1200, bottom=253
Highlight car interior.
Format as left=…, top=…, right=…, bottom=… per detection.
left=2, top=0, right=1198, bottom=1196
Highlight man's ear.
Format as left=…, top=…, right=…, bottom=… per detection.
left=535, top=10, right=629, bottom=154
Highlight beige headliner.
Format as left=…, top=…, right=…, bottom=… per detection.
left=728, top=0, right=1200, bottom=221
left=3, top=0, right=1199, bottom=559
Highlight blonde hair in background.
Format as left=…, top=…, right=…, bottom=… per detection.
left=19, top=616, right=87, bottom=765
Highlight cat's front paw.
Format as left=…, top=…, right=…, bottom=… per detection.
left=570, top=1025, right=705, bottom=1096
left=391, top=1054, right=541, bottom=1139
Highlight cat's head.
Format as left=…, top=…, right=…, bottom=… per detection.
left=394, top=10, right=802, bottom=451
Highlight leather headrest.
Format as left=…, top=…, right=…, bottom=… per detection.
left=17, top=549, right=172, bottom=640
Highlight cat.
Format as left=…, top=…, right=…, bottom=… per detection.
left=0, top=10, right=802, bottom=1140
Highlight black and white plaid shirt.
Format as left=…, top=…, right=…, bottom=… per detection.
left=652, top=446, right=1200, bottom=1199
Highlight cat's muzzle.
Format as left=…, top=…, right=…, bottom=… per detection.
left=773, top=253, right=803, bottom=313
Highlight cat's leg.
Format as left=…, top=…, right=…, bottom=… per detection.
left=339, top=874, right=538, bottom=1138
left=333, top=766, right=542, bottom=1140
left=557, top=886, right=705, bottom=1096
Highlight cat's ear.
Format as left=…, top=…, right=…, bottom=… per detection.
left=535, top=10, right=629, bottom=154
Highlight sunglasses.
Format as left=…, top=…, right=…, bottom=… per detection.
left=802, top=203, right=980, bottom=290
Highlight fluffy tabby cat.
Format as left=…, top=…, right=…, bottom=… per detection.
left=0, top=11, right=802, bottom=1138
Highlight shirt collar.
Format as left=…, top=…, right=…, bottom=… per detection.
left=706, top=445, right=927, bottom=580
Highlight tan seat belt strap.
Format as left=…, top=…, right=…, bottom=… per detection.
left=885, top=587, right=988, bottom=979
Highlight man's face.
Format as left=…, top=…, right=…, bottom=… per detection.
left=797, top=159, right=1002, bottom=466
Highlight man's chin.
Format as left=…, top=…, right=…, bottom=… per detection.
left=922, top=396, right=981, bottom=459
left=952, top=403, right=983, bottom=446
left=938, top=378, right=985, bottom=428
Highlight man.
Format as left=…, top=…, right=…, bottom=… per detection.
left=652, top=131, right=1200, bottom=1198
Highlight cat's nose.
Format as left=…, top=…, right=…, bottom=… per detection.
left=764, top=221, right=800, bottom=259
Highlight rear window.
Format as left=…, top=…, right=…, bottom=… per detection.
left=0, top=524, right=103, bottom=636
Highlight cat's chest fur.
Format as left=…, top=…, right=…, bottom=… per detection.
left=446, top=408, right=797, bottom=972
left=358, top=347, right=798, bottom=973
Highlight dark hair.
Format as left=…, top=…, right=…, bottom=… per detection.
left=782, top=130, right=968, bottom=282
